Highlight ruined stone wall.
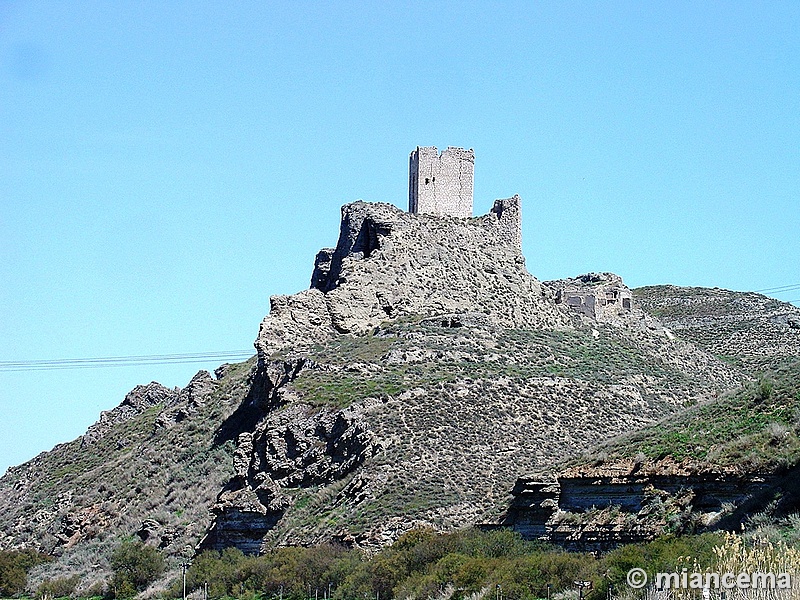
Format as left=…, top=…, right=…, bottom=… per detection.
left=409, top=146, right=474, bottom=217
left=490, top=195, right=522, bottom=251
left=257, top=198, right=563, bottom=362
left=548, top=273, right=634, bottom=323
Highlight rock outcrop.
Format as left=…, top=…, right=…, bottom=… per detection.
left=256, top=198, right=567, bottom=361
left=81, top=382, right=179, bottom=447
left=154, top=370, right=216, bottom=430
left=203, top=403, right=380, bottom=554
left=504, top=459, right=800, bottom=553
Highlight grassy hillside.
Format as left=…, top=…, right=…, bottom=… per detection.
left=573, top=356, right=800, bottom=473
left=634, top=286, right=800, bottom=373
left=245, top=314, right=740, bottom=549
left=582, top=286, right=800, bottom=472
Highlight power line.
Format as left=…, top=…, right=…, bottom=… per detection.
left=754, top=283, right=800, bottom=294
left=6, top=283, right=800, bottom=372
left=0, top=351, right=254, bottom=373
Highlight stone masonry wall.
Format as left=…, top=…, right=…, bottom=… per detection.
left=409, top=146, right=474, bottom=217
left=548, top=273, right=634, bottom=323
left=490, top=194, right=522, bottom=250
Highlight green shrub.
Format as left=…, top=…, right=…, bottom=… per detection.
left=184, top=545, right=361, bottom=600
left=37, top=574, right=80, bottom=598
left=0, top=548, right=51, bottom=597
left=756, top=377, right=775, bottom=402
left=597, top=533, right=724, bottom=599
left=109, top=540, right=165, bottom=598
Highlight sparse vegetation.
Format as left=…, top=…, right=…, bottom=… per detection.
left=576, top=357, right=800, bottom=470
left=289, top=322, right=714, bottom=411
left=37, top=573, right=80, bottom=598
left=633, top=285, right=800, bottom=375
left=0, top=360, right=247, bottom=591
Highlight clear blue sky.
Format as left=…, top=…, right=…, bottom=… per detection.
left=2, top=1, right=799, bottom=475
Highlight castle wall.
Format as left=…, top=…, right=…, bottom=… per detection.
left=549, top=274, right=634, bottom=322
left=408, top=146, right=474, bottom=217
left=490, top=195, right=522, bottom=251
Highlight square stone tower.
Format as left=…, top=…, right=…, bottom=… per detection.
left=408, top=146, right=474, bottom=217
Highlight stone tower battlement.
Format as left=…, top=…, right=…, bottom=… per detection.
left=408, top=146, right=474, bottom=217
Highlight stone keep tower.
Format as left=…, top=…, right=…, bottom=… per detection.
left=408, top=146, right=474, bottom=217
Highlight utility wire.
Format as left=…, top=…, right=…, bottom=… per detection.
left=754, top=283, right=800, bottom=294
left=0, top=351, right=254, bottom=373
left=5, top=283, right=800, bottom=372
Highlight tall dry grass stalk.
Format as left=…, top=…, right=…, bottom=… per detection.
left=624, top=533, right=800, bottom=600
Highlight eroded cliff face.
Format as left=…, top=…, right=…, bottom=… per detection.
left=202, top=360, right=382, bottom=553
left=255, top=198, right=568, bottom=362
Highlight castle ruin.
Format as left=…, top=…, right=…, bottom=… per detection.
left=549, top=273, right=633, bottom=322
left=408, top=146, right=474, bottom=217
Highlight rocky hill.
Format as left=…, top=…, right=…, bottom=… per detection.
left=0, top=366, right=249, bottom=592
left=0, top=198, right=750, bottom=591
left=634, top=285, right=800, bottom=372
left=503, top=289, right=800, bottom=551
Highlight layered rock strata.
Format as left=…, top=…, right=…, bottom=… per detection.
left=504, top=460, right=799, bottom=552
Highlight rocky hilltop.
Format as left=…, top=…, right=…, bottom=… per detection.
left=204, top=199, right=745, bottom=552
left=0, top=198, right=750, bottom=590
left=255, top=197, right=566, bottom=360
